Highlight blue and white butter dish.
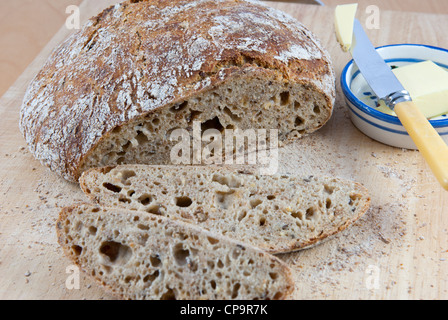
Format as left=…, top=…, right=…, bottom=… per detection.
left=341, top=44, right=448, bottom=149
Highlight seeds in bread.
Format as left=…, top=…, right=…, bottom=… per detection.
left=80, top=165, right=371, bottom=254
left=19, top=0, right=335, bottom=182
left=57, top=204, right=294, bottom=300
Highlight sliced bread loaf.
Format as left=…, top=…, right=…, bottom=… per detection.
left=57, top=204, right=294, bottom=300
left=20, top=0, right=335, bottom=182
left=80, top=165, right=371, bottom=254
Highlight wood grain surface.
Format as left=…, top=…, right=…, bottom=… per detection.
left=0, top=0, right=447, bottom=300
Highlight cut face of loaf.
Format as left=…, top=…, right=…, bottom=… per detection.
left=19, top=0, right=335, bottom=182
left=79, top=72, right=332, bottom=176
left=80, top=165, right=371, bottom=254
left=57, top=204, right=294, bottom=300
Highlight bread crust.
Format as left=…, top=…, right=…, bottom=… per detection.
left=20, top=0, right=335, bottom=181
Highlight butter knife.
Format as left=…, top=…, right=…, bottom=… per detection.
left=350, top=19, right=448, bottom=190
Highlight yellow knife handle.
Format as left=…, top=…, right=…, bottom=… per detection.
left=394, top=101, right=448, bottom=191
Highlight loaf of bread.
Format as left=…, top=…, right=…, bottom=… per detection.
left=57, top=204, right=294, bottom=300
left=80, top=165, right=370, bottom=254
left=19, top=0, right=335, bottom=182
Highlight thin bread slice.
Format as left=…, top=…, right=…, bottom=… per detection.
left=57, top=204, right=294, bottom=300
left=80, top=165, right=371, bottom=254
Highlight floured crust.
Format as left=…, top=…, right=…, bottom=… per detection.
left=19, top=0, right=335, bottom=181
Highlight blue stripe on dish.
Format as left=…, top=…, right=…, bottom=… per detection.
left=347, top=103, right=448, bottom=136
left=341, top=44, right=448, bottom=128
left=347, top=104, right=410, bottom=135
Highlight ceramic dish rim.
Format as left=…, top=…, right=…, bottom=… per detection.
left=340, top=43, right=448, bottom=129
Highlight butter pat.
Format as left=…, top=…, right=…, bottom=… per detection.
left=335, top=4, right=358, bottom=52
left=377, top=61, right=448, bottom=119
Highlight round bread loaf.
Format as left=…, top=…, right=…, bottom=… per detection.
left=20, top=0, right=335, bottom=182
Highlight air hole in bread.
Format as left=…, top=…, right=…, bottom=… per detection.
left=150, top=255, right=162, bottom=267
left=223, top=107, right=242, bottom=122
left=103, top=182, right=122, bottom=193
left=269, top=272, right=279, bottom=280
left=215, top=190, right=235, bottom=209
left=280, top=91, right=290, bottom=106
left=187, top=110, right=202, bottom=123
left=152, top=118, right=161, bottom=126
left=147, top=204, right=162, bottom=215
left=324, top=184, right=335, bottom=195
left=88, top=226, right=97, bottom=235
left=291, top=211, right=303, bottom=220
left=259, top=217, right=267, bottom=226
left=207, top=236, right=219, bottom=245
left=306, top=207, right=316, bottom=220
left=119, top=196, right=131, bottom=204
left=135, top=131, right=149, bottom=145
left=173, top=243, right=190, bottom=266
left=349, top=193, right=362, bottom=206
left=201, top=116, right=224, bottom=133
left=295, top=116, right=304, bottom=127
left=119, top=169, right=136, bottom=183
left=143, top=270, right=160, bottom=284
left=326, top=198, right=332, bottom=209
left=160, top=288, right=176, bottom=300
left=127, top=190, right=135, bottom=197
left=231, top=283, right=241, bottom=299
left=137, top=233, right=149, bottom=246
left=122, top=141, right=132, bottom=152
left=237, top=210, right=247, bottom=222
left=250, top=199, right=263, bottom=209
left=232, top=247, right=243, bottom=259
left=207, top=260, right=215, bottom=270
left=273, top=292, right=283, bottom=300
left=71, top=245, right=83, bottom=256
left=137, top=224, right=149, bottom=231
left=267, top=195, right=276, bottom=200
left=101, top=265, right=113, bottom=274
left=124, top=275, right=134, bottom=284
left=170, top=101, right=188, bottom=113
left=175, top=196, right=193, bottom=208
left=99, top=241, right=132, bottom=265
left=138, top=194, right=153, bottom=206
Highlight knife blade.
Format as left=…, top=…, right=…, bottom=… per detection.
left=350, top=19, right=409, bottom=105
left=348, top=19, right=448, bottom=191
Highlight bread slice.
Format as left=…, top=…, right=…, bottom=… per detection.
left=80, top=165, right=371, bottom=254
left=20, top=0, right=335, bottom=182
left=57, top=204, right=294, bottom=300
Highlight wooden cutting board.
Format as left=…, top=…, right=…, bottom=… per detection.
left=1, top=0, right=447, bottom=300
